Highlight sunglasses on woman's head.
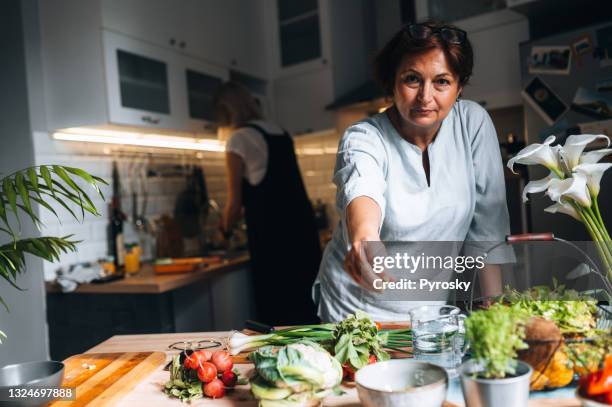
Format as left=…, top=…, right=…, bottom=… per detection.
left=404, top=24, right=467, bottom=45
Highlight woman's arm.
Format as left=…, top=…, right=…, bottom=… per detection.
left=346, top=196, right=382, bottom=243
left=344, top=196, right=389, bottom=290
left=222, top=151, right=245, bottom=232
left=478, top=264, right=502, bottom=299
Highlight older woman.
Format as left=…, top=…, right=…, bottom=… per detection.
left=315, top=22, right=512, bottom=322
left=214, top=82, right=321, bottom=325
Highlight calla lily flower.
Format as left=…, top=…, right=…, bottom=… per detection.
left=580, top=148, right=612, bottom=164
left=522, top=173, right=557, bottom=202
left=544, top=201, right=581, bottom=221
left=546, top=173, right=592, bottom=208
left=507, top=135, right=560, bottom=174
left=561, top=134, right=610, bottom=170
left=574, top=163, right=612, bottom=197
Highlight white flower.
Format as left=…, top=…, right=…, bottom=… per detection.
left=561, top=134, right=610, bottom=170
left=573, top=163, right=612, bottom=197
left=522, top=173, right=557, bottom=203
left=546, top=174, right=592, bottom=208
left=544, top=202, right=581, bottom=221
left=507, top=135, right=560, bottom=174
left=580, top=148, right=612, bottom=164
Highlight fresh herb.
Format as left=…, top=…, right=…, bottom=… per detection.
left=332, top=311, right=390, bottom=369
left=164, top=354, right=203, bottom=403
left=500, top=284, right=598, bottom=335
left=465, top=304, right=528, bottom=379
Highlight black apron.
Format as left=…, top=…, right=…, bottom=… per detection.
left=241, top=124, right=322, bottom=325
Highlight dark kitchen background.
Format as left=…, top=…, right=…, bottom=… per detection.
left=1, top=0, right=611, bottom=363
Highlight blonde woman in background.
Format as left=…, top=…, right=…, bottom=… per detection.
left=214, top=82, right=321, bottom=325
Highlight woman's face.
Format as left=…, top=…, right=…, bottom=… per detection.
left=392, top=48, right=462, bottom=131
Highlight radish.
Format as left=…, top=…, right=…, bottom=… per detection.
left=195, top=349, right=212, bottom=362
left=212, top=350, right=233, bottom=373
left=203, top=378, right=225, bottom=399
left=197, top=362, right=217, bottom=383
left=221, top=370, right=237, bottom=387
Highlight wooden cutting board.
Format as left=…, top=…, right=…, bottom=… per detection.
left=49, top=351, right=166, bottom=406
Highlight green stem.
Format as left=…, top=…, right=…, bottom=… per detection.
left=592, top=198, right=612, bottom=253
left=579, top=207, right=612, bottom=280
left=551, top=167, right=565, bottom=179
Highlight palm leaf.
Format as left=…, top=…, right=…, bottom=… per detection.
left=40, top=166, right=54, bottom=195
left=27, top=167, right=39, bottom=196
left=64, top=166, right=107, bottom=199
left=2, top=178, right=19, bottom=228
left=0, top=165, right=106, bottom=310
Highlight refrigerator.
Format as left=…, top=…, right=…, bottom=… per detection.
left=517, top=21, right=612, bottom=288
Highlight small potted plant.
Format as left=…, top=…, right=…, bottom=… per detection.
left=460, top=304, right=532, bottom=407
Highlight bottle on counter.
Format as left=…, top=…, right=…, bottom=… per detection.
left=108, top=161, right=126, bottom=275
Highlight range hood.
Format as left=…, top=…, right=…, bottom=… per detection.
left=325, top=81, right=387, bottom=112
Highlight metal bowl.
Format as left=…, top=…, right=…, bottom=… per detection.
left=0, top=361, right=65, bottom=407
left=355, top=359, right=448, bottom=407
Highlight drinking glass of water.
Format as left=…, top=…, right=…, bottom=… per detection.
left=409, top=305, right=466, bottom=375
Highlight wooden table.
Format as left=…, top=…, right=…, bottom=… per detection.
left=83, top=332, right=582, bottom=406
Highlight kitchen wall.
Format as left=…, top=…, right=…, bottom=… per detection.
left=0, top=0, right=48, bottom=364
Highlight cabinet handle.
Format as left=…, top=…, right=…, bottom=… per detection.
left=169, top=38, right=176, bottom=46
left=141, top=115, right=160, bottom=125
left=179, top=41, right=186, bottom=49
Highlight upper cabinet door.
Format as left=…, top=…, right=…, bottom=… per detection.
left=179, top=56, right=229, bottom=133
left=269, top=0, right=331, bottom=77
left=103, top=30, right=184, bottom=129
left=101, top=0, right=182, bottom=51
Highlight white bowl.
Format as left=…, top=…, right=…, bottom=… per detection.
left=355, top=359, right=448, bottom=407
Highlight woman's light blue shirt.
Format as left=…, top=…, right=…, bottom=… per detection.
left=315, top=100, right=513, bottom=322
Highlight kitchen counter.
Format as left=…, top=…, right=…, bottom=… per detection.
left=80, top=332, right=582, bottom=407
left=46, top=254, right=250, bottom=294
left=46, top=254, right=256, bottom=360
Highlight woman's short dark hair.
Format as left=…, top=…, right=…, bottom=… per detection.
left=373, top=21, right=473, bottom=96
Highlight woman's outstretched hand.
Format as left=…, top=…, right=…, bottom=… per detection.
left=344, top=238, right=391, bottom=292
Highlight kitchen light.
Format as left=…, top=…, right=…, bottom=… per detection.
left=52, top=127, right=225, bottom=152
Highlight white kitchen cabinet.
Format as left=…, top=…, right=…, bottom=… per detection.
left=266, top=0, right=371, bottom=135
left=101, top=0, right=268, bottom=78
left=265, top=0, right=331, bottom=78
left=39, top=0, right=230, bottom=132
left=101, top=0, right=182, bottom=53
left=455, top=9, right=530, bottom=109
left=103, top=30, right=184, bottom=129
left=180, top=55, right=230, bottom=132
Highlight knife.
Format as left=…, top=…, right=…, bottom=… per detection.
left=245, top=320, right=275, bottom=333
